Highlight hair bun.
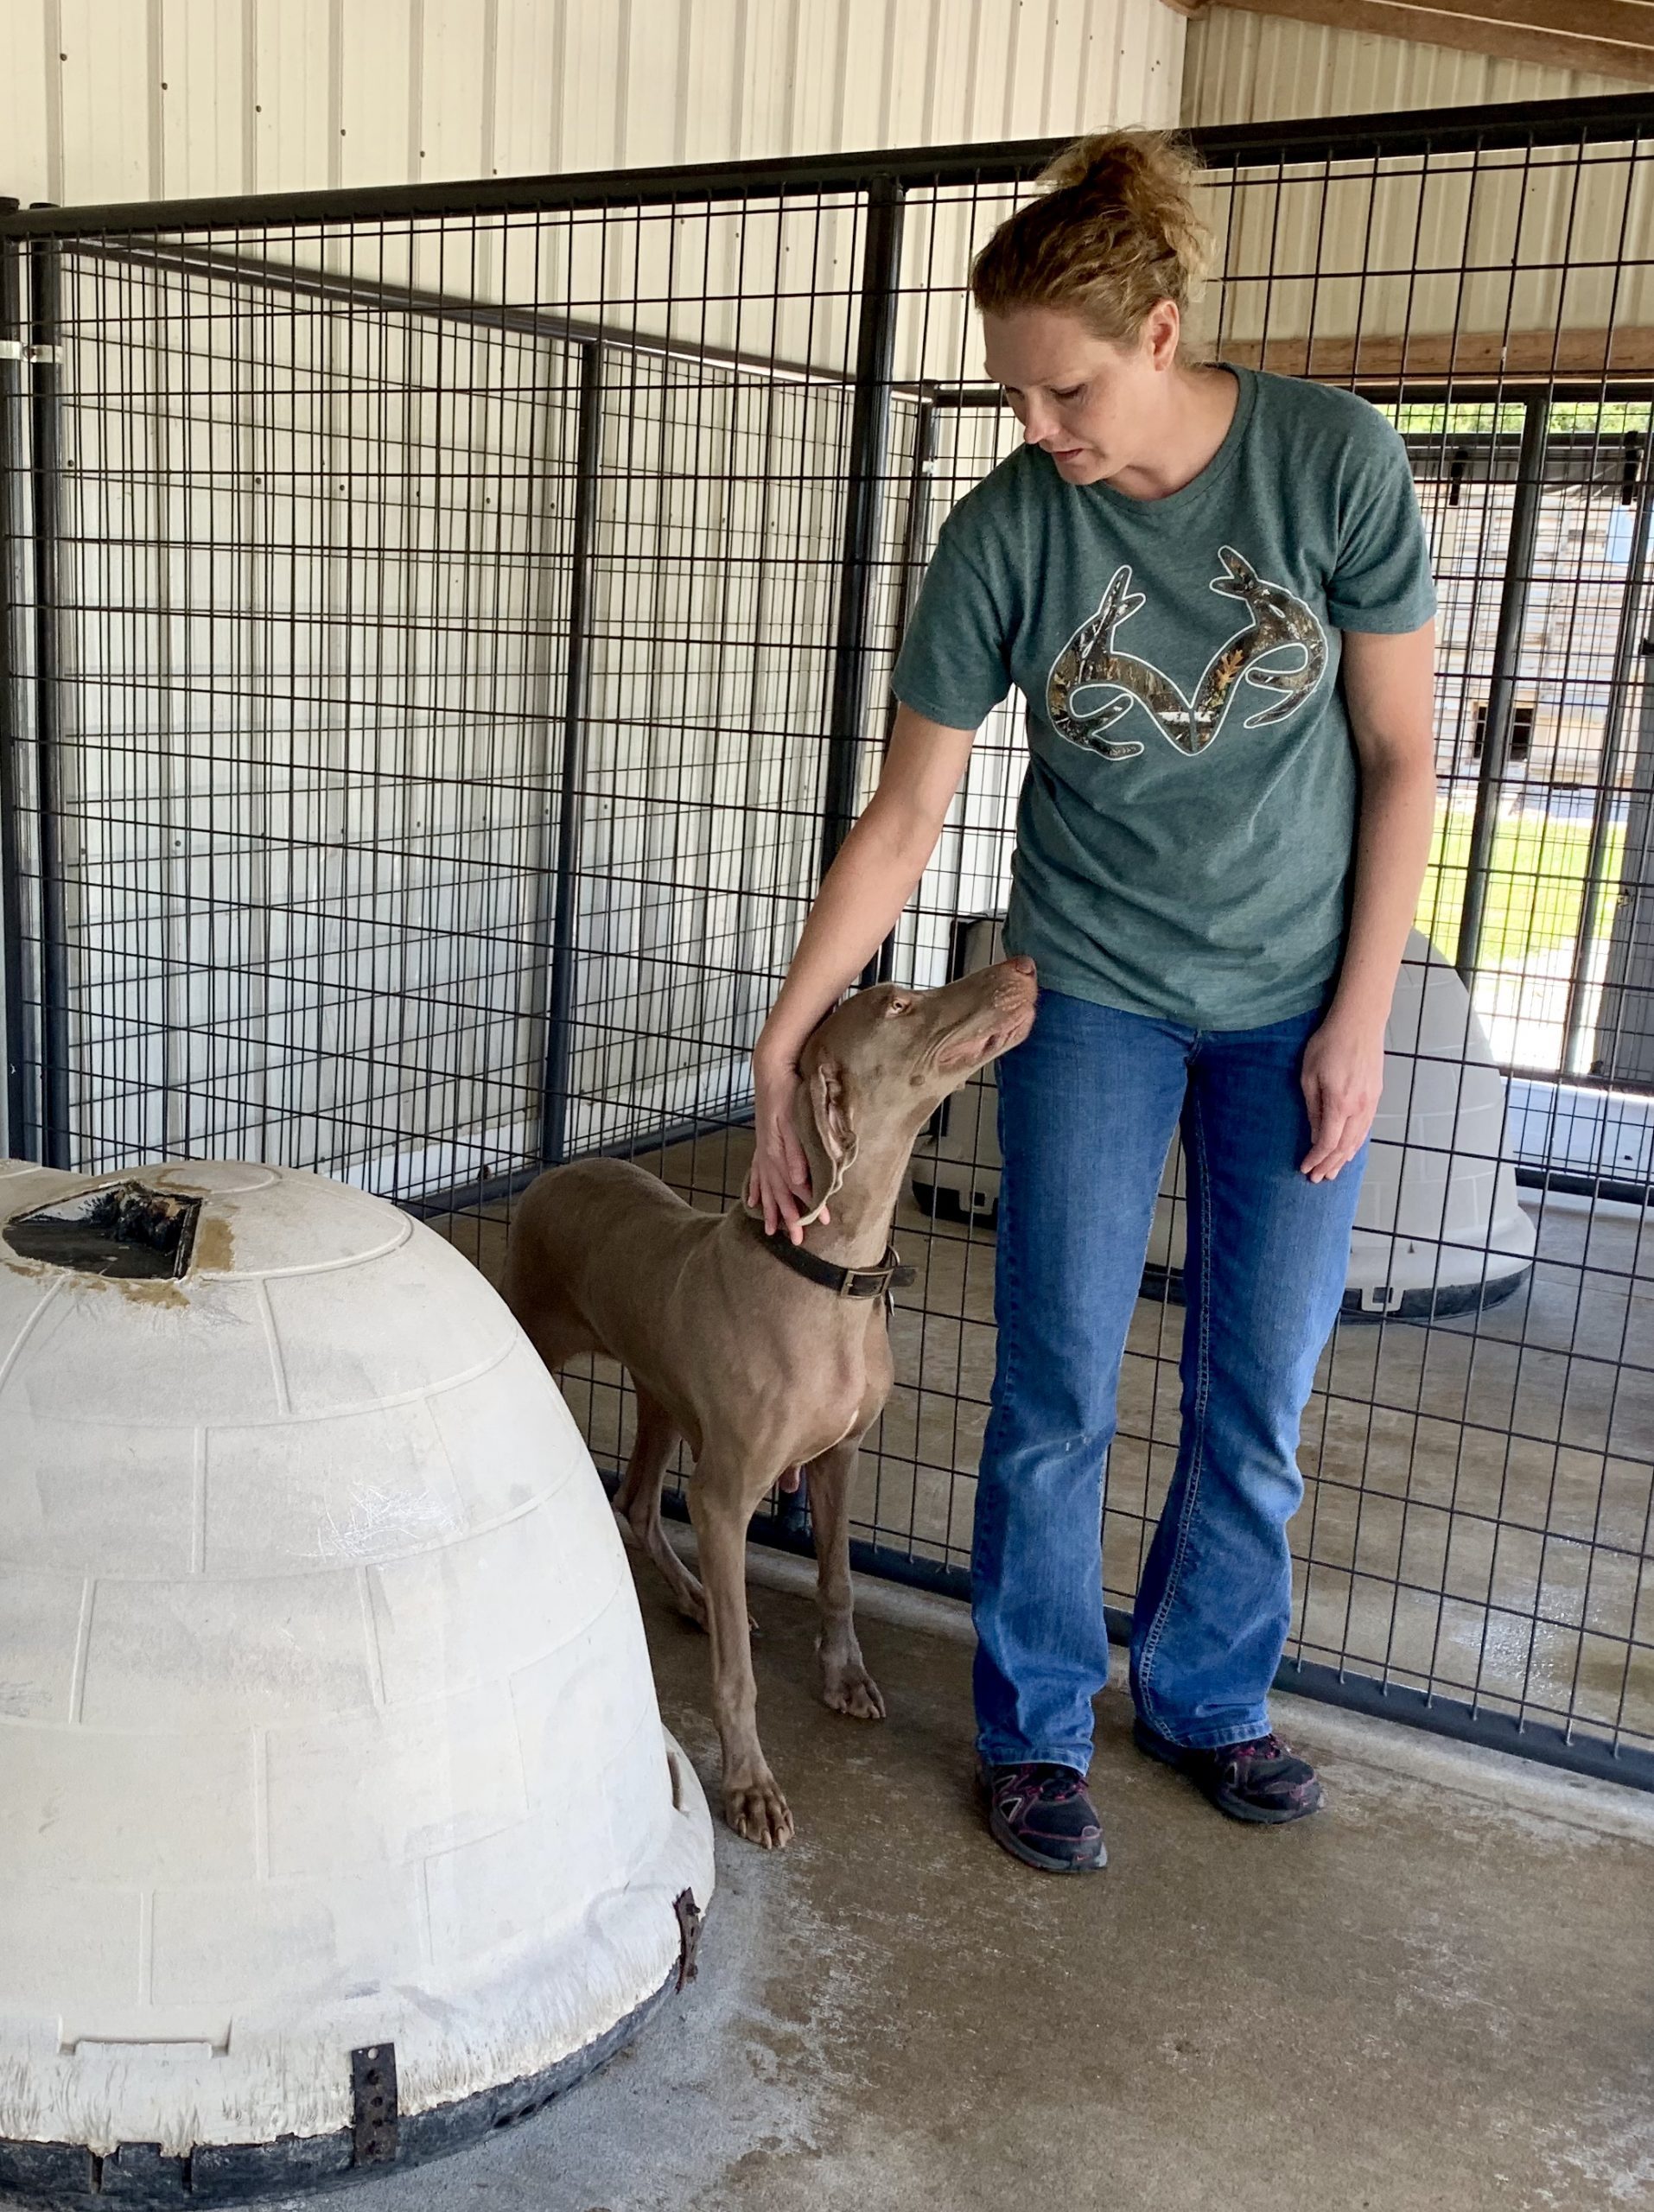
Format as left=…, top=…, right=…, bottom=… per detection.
left=1040, top=135, right=1140, bottom=199
left=1041, top=133, right=1185, bottom=246
left=971, top=128, right=1212, bottom=344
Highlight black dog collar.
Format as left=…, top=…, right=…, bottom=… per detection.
left=756, top=1224, right=916, bottom=1303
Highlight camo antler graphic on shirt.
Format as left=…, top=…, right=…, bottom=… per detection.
left=1046, top=568, right=1165, bottom=761
left=1046, top=546, right=1328, bottom=760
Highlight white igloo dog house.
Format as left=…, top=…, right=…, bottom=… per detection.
left=909, top=922, right=1536, bottom=1318
left=0, top=1157, right=714, bottom=2206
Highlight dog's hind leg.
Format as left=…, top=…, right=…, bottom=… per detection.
left=689, top=1468, right=793, bottom=1848
left=614, top=1384, right=709, bottom=1630
left=803, top=1437, right=886, bottom=1722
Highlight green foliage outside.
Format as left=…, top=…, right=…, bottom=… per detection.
left=1384, top=401, right=1652, bottom=437
left=1418, top=808, right=1625, bottom=968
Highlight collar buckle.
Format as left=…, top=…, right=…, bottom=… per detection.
left=756, top=1222, right=913, bottom=1304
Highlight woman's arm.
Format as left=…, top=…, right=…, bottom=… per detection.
left=1300, top=620, right=1438, bottom=1184
left=747, top=704, right=977, bottom=1238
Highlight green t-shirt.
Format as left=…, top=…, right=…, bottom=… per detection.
left=890, top=365, right=1437, bottom=1030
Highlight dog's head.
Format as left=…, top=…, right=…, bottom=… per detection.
left=795, top=957, right=1038, bottom=1187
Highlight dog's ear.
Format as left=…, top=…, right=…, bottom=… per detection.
left=808, top=1056, right=858, bottom=1178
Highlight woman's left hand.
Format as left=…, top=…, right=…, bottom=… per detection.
left=1300, top=1009, right=1387, bottom=1182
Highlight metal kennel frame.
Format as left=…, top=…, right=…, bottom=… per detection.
left=3, top=92, right=1652, bottom=1789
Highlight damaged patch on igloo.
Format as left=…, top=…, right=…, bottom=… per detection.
left=3, top=1180, right=204, bottom=1280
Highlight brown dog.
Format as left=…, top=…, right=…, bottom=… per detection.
left=503, top=957, right=1037, bottom=1847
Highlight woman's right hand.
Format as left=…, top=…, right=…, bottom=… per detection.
left=746, top=1046, right=819, bottom=1243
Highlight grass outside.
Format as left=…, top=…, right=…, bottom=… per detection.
left=1417, top=808, right=1625, bottom=971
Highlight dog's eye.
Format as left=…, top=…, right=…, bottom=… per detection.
left=883, top=996, right=911, bottom=1018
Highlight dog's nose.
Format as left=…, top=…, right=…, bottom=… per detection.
left=1005, top=956, right=1036, bottom=979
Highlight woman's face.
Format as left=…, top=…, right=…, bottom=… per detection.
left=981, top=302, right=1179, bottom=486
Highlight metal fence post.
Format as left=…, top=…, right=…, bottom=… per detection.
left=819, top=176, right=905, bottom=882
left=1591, top=637, right=1654, bottom=1086
left=864, top=393, right=938, bottom=989
left=539, top=339, right=604, bottom=1168
left=0, top=227, right=35, bottom=1160
left=1454, top=393, right=1549, bottom=986
left=1562, top=429, right=1654, bottom=1074
left=24, top=228, right=69, bottom=1169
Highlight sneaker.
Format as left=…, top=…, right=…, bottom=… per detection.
left=1132, top=1718, right=1324, bottom=1824
left=977, top=1758, right=1107, bottom=1873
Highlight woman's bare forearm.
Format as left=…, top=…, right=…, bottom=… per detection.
left=1333, top=750, right=1437, bottom=1030
left=756, top=814, right=932, bottom=1065
left=1331, top=624, right=1439, bottom=1033
left=756, top=709, right=976, bottom=1069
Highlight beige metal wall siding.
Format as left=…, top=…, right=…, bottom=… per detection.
left=0, top=0, right=1183, bottom=212
left=1181, top=5, right=1643, bottom=128
left=1182, top=12, right=1651, bottom=361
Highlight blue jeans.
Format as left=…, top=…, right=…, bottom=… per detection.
left=971, top=988, right=1368, bottom=1766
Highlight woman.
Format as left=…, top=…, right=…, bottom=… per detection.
left=746, top=130, right=1437, bottom=1873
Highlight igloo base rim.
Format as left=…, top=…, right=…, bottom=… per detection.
left=0, top=1729, right=715, bottom=2205
left=0, top=1959, right=681, bottom=2210
left=1140, top=1255, right=1535, bottom=1322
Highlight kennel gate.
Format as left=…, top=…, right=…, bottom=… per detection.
left=2, top=93, right=1652, bottom=1788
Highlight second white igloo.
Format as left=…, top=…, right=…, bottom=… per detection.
left=909, top=922, right=1536, bottom=1318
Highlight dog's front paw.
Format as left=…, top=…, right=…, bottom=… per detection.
left=820, top=1658, right=887, bottom=1722
left=723, top=1772, right=795, bottom=1849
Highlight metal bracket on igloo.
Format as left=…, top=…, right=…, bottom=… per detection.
left=2, top=1181, right=203, bottom=1280
left=349, top=2046, right=398, bottom=2168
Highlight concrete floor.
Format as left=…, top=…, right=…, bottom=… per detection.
left=442, top=1132, right=1654, bottom=1754
left=310, top=1549, right=1654, bottom=2212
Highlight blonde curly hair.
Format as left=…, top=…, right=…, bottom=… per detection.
left=971, top=129, right=1212, bottom=348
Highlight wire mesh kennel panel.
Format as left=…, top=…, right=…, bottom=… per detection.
left=3, top=99, right=1652, bottom=1786
left=563, top=348, right=856, bottom=1158
left=15, top=238, right=580, bottom=1196
left=3, top=192, right=882, bottom=1190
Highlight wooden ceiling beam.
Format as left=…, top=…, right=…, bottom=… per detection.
left=1176, top=0, right=1654, bottom=86
left=1220, top=326, right=1654, bottom=380
left=1447, top=0, right=1651, bottom=46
